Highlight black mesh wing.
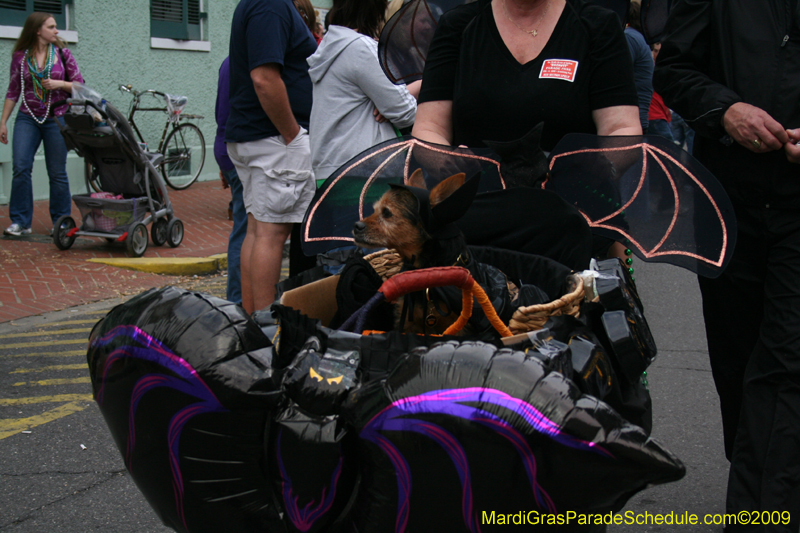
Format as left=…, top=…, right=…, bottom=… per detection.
left=301, top=136, right=504, bottom=255
left=545, top=134, right=736, bottom=278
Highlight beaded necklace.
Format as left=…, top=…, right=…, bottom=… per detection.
left=21, top=43, right=55, bottom=124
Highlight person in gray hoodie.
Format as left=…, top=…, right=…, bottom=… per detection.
left=307, top=0, right=420, bottom=183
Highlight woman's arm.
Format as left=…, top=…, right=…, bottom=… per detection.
left=592, top=105, right=642, bottom=136
left=411, top=100, right=454, bottom=145
left=355, top=39, right=417, bottom=129
left=41, top=79, right=72, bottom=92
left=406, top=80, right=422, bottom=100
left=42, top=48, right=82, bottom=94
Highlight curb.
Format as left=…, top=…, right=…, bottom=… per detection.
left=87, top=253, right=228, bottom=276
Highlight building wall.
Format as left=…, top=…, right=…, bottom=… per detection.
left=0, top=0, right=329, bottom=206
left=0, top=0, right=238, bottom=205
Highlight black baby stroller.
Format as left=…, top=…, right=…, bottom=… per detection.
left=53, top=92, right=184, bottom=257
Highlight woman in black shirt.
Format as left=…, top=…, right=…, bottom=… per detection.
left=413, top=0, right=640, bottom=147
left=411, top=0, right=641, bottom=267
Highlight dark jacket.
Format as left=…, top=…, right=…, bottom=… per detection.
left=654, top=0, right=800, bottom=208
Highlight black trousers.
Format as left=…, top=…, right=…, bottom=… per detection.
left=698, top=205, right=800, bottom=531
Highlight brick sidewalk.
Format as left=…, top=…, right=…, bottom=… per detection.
left=0, top=180, right=233, bottom=323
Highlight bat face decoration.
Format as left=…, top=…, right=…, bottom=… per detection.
left=309, top=366, right=345, bottom=386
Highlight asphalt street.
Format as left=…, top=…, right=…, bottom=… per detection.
left=0, top=260, right=730, bottom=532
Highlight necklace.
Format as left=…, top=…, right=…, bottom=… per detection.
left=26, top=44, right=54, bottom=102
left=502, top=0, right=550, bottom=37
left=20, top=45, right=54, bottom=125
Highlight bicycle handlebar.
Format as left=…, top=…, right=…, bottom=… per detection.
left=119, top=85, right=166, bottom=98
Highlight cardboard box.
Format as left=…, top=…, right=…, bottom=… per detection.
left=279, top=274, right=340, bottom=327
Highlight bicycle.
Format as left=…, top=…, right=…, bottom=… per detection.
left=86, top=85, right=206, bottom=191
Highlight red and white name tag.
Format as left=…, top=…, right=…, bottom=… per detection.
left=539, top=59, right=579, bottom=82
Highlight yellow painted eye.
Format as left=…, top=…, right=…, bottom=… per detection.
left=309, top=367, right=323, bottom=382
left=326, top=375, right=343, bottom=385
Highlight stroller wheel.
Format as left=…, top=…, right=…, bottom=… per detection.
left=151, top=218, right=168, bottom=246
left=167, top=218, right=184, bottom=248
left=126, top=223, right=148, bottom=258
left=53, top=216, right=77, bottom=250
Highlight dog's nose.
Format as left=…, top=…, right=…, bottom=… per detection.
left=353, top=221, right=366, bottom=234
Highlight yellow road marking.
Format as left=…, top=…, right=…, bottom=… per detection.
left=0, top=393, right=93, bottom=406
left=0, top=327, right=90, bottom=339
left=11, top=364, right=87, bottom=373
left=44, top=320, right=100, bottom=327
left=0, top=401, right=89, bottom=440
left=2, top=339, right=86, bottom=349
left=2, top=350, right=86, bottom=358
left=13, top=377, right=91, bottom=387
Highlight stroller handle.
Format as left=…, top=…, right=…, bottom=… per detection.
left=58, top=99, right=109, bottom=120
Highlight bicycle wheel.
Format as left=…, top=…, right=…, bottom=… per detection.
left=160, top=122, right=206, bottom=190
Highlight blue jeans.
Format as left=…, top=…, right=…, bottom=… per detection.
left=647, top=119, right=675, bottom=143
left=224, top=167, right=247, bottom=304
left=10, top=113, right=72, bottom=228
left=669, top=111, right=695, bottom=155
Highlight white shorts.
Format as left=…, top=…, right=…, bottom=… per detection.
left=226, top=128, right=316, bottom=223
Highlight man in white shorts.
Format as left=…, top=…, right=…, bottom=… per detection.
left=226, top=0, right=317, bottom=313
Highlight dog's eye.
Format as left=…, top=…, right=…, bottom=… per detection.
left=382, top=207, right=393, bottom=219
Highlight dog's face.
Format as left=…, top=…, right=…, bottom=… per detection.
left=352, top=170, right=467, bottom=263
left=352, top=187, right=426, bottom=261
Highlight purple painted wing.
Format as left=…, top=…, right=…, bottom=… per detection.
left=545, top=134, right=737, bottom=278
left=301, top=136, right=504, bottom=256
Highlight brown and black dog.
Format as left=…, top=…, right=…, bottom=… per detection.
left=352, top=169, right=492, bottom=334
left=352, top=169, right=470, bottom=269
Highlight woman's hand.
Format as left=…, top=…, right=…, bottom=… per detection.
left=0, top=123, right=8, bottom=145
left=41, top=78, right=64, bottom=91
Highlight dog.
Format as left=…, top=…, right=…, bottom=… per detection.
left=352, top=169, right=511, bottom=335
left=353, top=169, right=471, bottom=269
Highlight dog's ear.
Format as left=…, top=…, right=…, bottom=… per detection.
left=429, top=173, right=466, bottom=208
left=407, top=168, right=427, bottom=190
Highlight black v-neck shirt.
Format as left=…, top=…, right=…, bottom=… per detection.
left=418, top=0, right=637, bottom=150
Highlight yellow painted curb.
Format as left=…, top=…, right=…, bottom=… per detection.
left=87, top=253, right=228, bottom=276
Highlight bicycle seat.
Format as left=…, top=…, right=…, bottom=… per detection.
left=165, top=94, right=188, bottom=118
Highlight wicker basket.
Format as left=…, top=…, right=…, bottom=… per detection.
left=508, top=274, right=585, bottom=335
left=364, top=249, right=586, bottom=336
left=364, top=249, right=404, bottom=281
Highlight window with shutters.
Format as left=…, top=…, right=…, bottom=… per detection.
left=0, top=0, right=69, bottom=28
left=151, top=0, right=206, bottom=41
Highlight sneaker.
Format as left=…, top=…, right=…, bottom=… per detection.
left=4, top=223, right=32, bottom=236
left=49, top=223, right=68, bottom=237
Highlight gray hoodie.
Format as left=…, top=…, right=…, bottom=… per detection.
left=307, top=25, right=417, bottom=182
